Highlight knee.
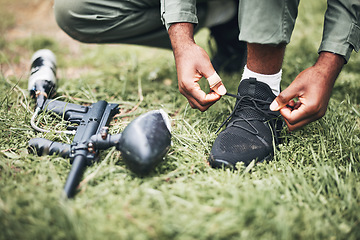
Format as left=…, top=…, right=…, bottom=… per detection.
left=54, top=0, right=93, bottom=43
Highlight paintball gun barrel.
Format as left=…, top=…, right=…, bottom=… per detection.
left=28, top=49, right=172, bottom=198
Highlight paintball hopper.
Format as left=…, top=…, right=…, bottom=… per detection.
left=116, top=109, right=172, bottom=175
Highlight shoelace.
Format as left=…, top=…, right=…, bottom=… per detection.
left=215, top=92, right=278, bottom=134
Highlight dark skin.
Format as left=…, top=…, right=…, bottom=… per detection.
left=168, top=22, right=226, bottom=112
left=270, top=52, right=345, bottom=131
left=169, top=22, right=345, bottom=131
left=247, top=43, right=286, bottom=75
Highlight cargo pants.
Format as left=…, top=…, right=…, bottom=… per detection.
left=54, top=0, right=359, bottom=61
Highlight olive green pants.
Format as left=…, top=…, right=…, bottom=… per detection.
left=54, top=0, right=210, bottom=48
left=238, top=0, right=300, bottom=44
left=54, top=0, right=300, bottom=48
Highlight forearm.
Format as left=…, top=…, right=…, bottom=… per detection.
left=314, top=52, right=345, bottom=86
left=168, top=23, right=195, bottom=58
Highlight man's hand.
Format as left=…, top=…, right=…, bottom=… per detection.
left=270, top=52, right=345, bottom=131
left=168, top=23, right=226, bottom=111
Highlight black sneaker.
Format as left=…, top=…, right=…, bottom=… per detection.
left=209, top=8, right=247, bottom=74
left=208, top=78, right=283, bottom=168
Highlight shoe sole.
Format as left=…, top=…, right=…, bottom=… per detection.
left=208, top=152, right=274, bottom=170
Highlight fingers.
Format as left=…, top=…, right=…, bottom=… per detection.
left=187, top=72, right=226, bottom=111
left=207, top=72, right=227, bottom=96
left=271, top=96, right=312, bottom=131
left=279, top=104, right=310, bottom=130
left=281, top=108, right=320, bottom=131
left=180, top=69, right=226, bottom=111
left=269, top=82, right=315, bottom=131
left=184, top=93, right=220, bottom=111
left=180, top=82, right=221, bottom=111
left=272, top=90, right=326, bottom=131
left=270, top=84, right=300, bottom=111
left=280, top=101, right=327, bottom=131
left=280, top=103, right=309, bottom=123
left=173, top=41, right=225, bottom=111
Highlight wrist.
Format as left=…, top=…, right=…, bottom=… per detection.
left=168, top=23, right=196, bottom=54
left=313, top=52, right=345, bottom=85
left=315, top=52, right=345, bottom=75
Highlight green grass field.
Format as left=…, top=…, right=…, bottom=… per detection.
left=1, top=1, right=360, bottom=239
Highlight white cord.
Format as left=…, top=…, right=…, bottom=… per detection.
left=31, top=107, right=76, bottom=135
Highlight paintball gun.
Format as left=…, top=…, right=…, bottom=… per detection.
left=28, top=49, right=172, bottom=198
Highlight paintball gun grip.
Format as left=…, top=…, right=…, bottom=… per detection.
left=28, top=138, right=71, bottom=158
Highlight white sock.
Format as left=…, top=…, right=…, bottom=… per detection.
left=241, top=65, right=282, bottom=96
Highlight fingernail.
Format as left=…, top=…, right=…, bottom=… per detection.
left=269, top=100, right=279, bottom=111
left=217, top=85, right=227, bottom=95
